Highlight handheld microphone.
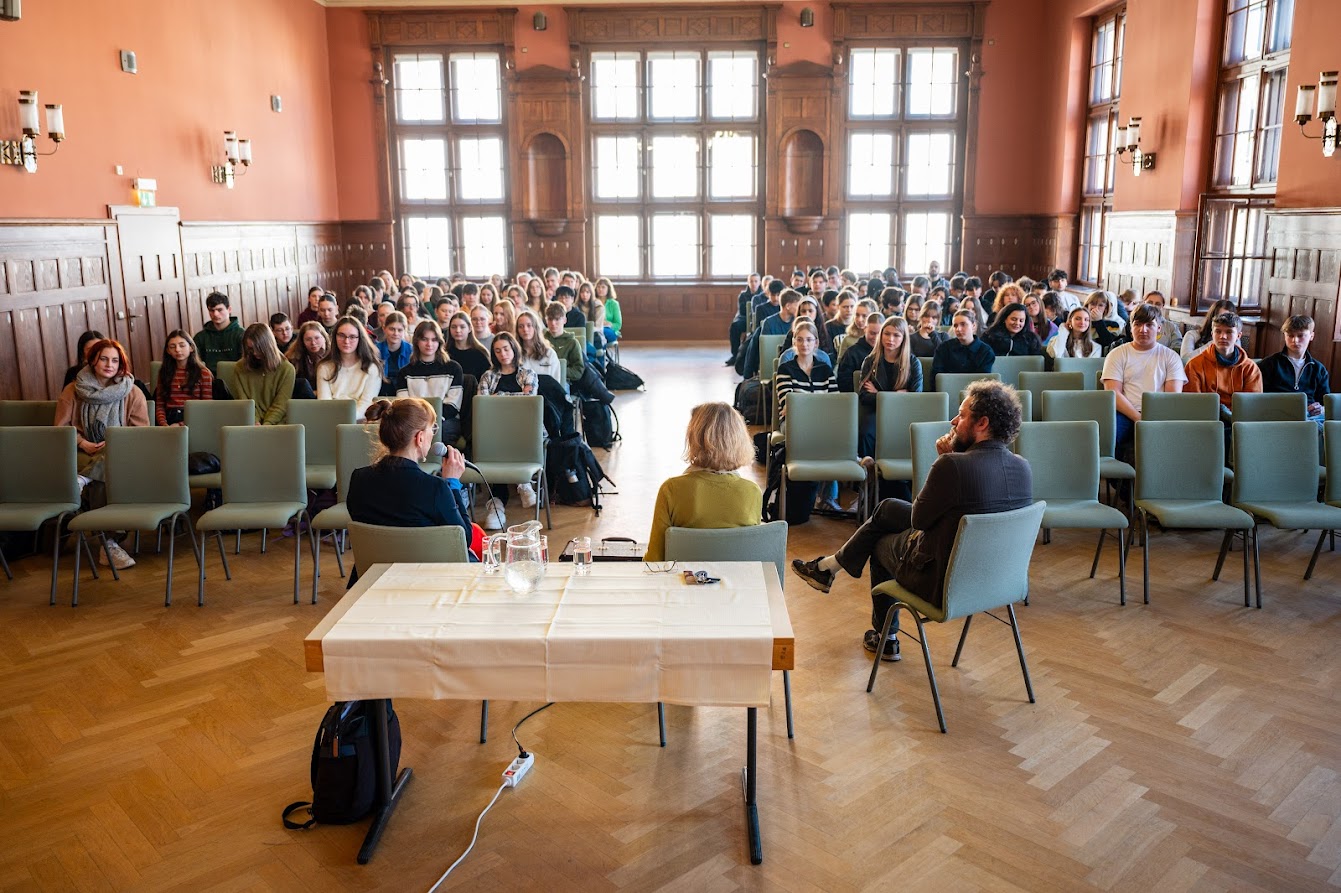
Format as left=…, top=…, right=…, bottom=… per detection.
left=430, top=441, right=482, bottom=476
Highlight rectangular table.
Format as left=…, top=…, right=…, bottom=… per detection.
left=304, top=560, right=794, bottom=865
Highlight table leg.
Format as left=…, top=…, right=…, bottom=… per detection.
left=743, top=706, right=762, bottom=865
left=357, top=698, right=413, bottom=865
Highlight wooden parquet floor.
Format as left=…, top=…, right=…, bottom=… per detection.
left=3, top=343, right=1341, bottom=892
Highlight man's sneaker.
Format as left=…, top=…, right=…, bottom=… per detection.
left=863, top=629, right=900, bottom=661
left=791, top=557, right=834, bottom=594
left=100, top=540, right=136, bottom=570
left=816, top=496, right=843, bottom=513
left=516, top=482, right=538, bottom=509
left=482, top=497, right=507, bottom=531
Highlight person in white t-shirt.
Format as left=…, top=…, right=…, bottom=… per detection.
left=1101, top=303, right=1187, bottom=449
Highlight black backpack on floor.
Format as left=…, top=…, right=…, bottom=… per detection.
left=761, top=445, right=817, bottom=524
left=581, top=400, right=620, bottom=449
left=604, top=361, right=645, bottom=391
left=546, top=432, right=611, bottom=512
left=282, top=700, right=402, bottom=829
left=734, top=378, right=769, bottom=425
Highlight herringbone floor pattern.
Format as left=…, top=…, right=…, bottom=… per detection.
left=2, top=344, right=1340, bottom=891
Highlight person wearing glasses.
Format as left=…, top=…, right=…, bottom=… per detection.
left=317, top=317, right=384, bottom=420
left=644, top=402, right=761, bottom=562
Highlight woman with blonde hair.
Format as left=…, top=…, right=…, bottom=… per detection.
left=858, top=316, right=923, bottom=459
left=492, top=299, right=517, bottom=337
left=644, top=402, right=761, bottom=561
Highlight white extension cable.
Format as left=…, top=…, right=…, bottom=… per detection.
left=426, top=752, right=536, bottom=891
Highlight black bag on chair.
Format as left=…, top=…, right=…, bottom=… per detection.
left=187, top=452, right=220, bottom=476
left=282, top=700, right=402, bottom=829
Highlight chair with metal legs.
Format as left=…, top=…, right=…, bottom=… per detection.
left=67, top=426, right=198, bottom=607
left=0, top=426, right=88, bottom=604
left=663, top=521, right=793, bottom=742
left=310, top=424, right=379, bottom=601
left=866, top=502, right=1046, bottom=733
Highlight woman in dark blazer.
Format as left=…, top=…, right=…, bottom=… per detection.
left=345, top=397, right=472, bottom=583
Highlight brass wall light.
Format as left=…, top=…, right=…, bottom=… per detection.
left=1, top=90, right=65, bottom=173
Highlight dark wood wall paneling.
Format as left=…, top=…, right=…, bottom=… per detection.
left=0, top=217, right=361, bottom=400
left=1262, top=210, right=1341, bottom=380
left=960, top=215, right=1064, bottom=281
left=0, top=222, right=121, bottom=400
left=1100, top=210, right=1196, bottom=305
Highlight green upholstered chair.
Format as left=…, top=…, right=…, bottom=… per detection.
left=917, top=356, right=934, bottom=389
left=1053, top=356, right=1105, bottom=389
left=865, top=502, right=1046, bottom=733
left=0, top=426, right=88, bottom=604
left=990, top=355, right=1045, bottom=389
left=872, top=392, right=951, bottom=500
left=781, top=392, right=867, bottom=522
left=0, top=400, right=58, bottom=427
left=215, top=360, right=238, bottom=396
left=287, top=398, right=357, bottom=491
left=1325, top=394, right=1341, bottom=421
left=195, top=425, right=311, bottom=605
left=756, top=333, right=787, bottom=422
left=1232, top=421, right=1341, bottom=597
left=663, top=521, right=793, bottom=741
left=1232, top=392, right=1306, bottom=422
left=348, top=519, right=469, bottom=566
left=1040, top=389, right=1135, bottom=488
left=460, top=395, right=550, bottom=529
left=1134, top=421, right=1255, bottom=607
left=935, top=372, right=1000, bottom=399
left=1017, top=371, right=1084, bottom=421
left=310, top=423, right=380, bottom=599
left=909, top=421, right=945, bottom=495
left=1016, top=420, right=1129, bottom=604
left=67, top=426, right=196, bottom=607
left=185, top=399, right=255, bottom=491
left=1326, top=422, right=1341, bottom=505
left=1141, top=392, right=1220, bottom=421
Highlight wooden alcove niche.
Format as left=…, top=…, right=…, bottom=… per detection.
left=525, top=132, right=569, bottom=237
left=780, top=129, right=824, bottom=234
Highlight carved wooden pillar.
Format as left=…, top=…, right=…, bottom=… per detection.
left=508, top=64, right=586, bottom=275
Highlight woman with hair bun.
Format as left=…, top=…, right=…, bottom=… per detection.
left=345, top=397, right=472, bottom=583
left=644, top=402, right=761, bottom=561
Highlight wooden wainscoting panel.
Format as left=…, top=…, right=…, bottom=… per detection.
left=961, top=214, right=1056, bottom=280
left=181, top=222, right=307, bottom=332
left=1264, top=209, right=1341, bottom=377
left=0, top=221, right=122, bottom=400
left=1102, top=210, right=1177, bottom=299
left=340, top=220, right=395, bottom=293
left=765, top=217, right=841, bottom=281
left=512, top=219, right=587, bottom=279
left=614, top=285, right=738, bottom=341
left=296, top=223, right=346, bottom=299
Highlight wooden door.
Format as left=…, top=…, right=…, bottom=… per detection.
left=109, top=205, right=190, bottom=382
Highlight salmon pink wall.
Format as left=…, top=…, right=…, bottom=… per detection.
left=515, top=6, right=571, bottom=72
left=775, top=2, right=834, bottom=68
left=1276, top=0, right=1341, bottom=208
left=0, top=0, right=338, bottom=221
left=326, top=8, right=381, bottom=221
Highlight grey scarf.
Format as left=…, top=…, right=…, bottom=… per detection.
left=73, top=366, right=134, bottom=445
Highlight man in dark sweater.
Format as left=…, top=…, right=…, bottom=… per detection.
left=1259, top=314, right=1330, bottom=425
left=792, top=380, right=1033, bottom=660
left=727, top=272, right=762, bottom=366
left=194, top=292, right=244, bottom=375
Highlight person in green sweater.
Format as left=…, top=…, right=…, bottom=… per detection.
left=231, top=323, right=295, bottom=425
left=644, top=402, right=761, bottom=561
left=194, top=292, right=244, bottom=376
left=543, top=301, right=615, bottom=404
left=596, top=276, right=621, bottom=342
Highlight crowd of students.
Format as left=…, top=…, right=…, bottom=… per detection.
left=51, top=267, right=627, bottom=568
left=729, top=262, right=1333, bottom=513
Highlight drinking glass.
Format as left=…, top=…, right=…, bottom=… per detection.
left=572, top=537, right=592, bottom=575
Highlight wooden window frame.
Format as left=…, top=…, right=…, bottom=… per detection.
left=1076, top=6, right=1125, bottom=289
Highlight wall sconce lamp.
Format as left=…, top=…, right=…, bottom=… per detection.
left=1, top=90, right=65, bottom=173
left=210, top=130, right=252, bottom=188
left=1114, top=116, right=1155, bottom=176
left=800, top=7, right=815, bottom=27
left=533, top=11, right=547, bottom=31
left=1295, top=70, right=1338, bottom=158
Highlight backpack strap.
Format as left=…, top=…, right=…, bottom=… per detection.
left=282, top=801, right=316, bottom=830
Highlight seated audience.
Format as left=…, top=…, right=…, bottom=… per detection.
left=1047, top=307, right=1100, bottom=359
left=286, top=321, right=327, bottom=399
left=909, top=304, right=948, bottom=358
left=394, top=320, right=465, bottom=444
left=492, top=300, right=517, bottom=337
left=543, top=302, right=615, bottom=404
left=1135, top=291, right=1182, bottom=349
left=155, top=330, right=213, bottom=426
left=270, top=313, right=295, bottom=355
left=194, top=292, right=244, bottom=377
left=931, top=309, right=996, bottom=387
left=1181, top=299, right=1237, bottom=361
left=858, top=317, right=923, bottom=459
left=232, top=323, right=295, bottom=425
left=376, top=311, right=414, bottom=393
left=1101, top=303, right=1186, bottom=448
left=476, top=332, right=542, bottom=527
left=1023, top=292, right=1057, bottom=343
left=644, top=402, right=761, bottom=562
left=1183, top=312, right=1262, bottom=430
left=837, top=312, right=883, bottom=393
left=296, top=286, right=323, bottom=325
left=316, top=294, right=342, bottom=335
left=775, top=321, right=839, bottom=422
left=597, top=277, right=622, bottom=343
left=446, top=310, right=490, bottom=380
left=1085, top=291, right=1124, bottom=352
left=792, top=380, right=1031, bottom=661
left=1259, top=315, right=1330, bottom=426
left=63, top=330, right=106, bottom=388
left=56, top=338, right=150, bottom=570
left=470, top=304, right=495, bottom=352
left=317, top=318, right=383, bottom=420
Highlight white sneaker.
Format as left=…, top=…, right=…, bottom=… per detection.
left=99, top=540, right=136, bottom=570
left=516, top=482, right=537, bottom=508
left=76, top=474, right=91, bottom=495
left=482, top=497, right=507, bottom=531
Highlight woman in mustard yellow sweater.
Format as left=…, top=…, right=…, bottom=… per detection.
left=644, top=402, right=761, bottom=561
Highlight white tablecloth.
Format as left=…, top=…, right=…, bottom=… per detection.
left=321, top=561, right=775, bottom=707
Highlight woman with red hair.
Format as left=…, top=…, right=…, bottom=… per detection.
left=54, top=338, right=149, bottom=569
